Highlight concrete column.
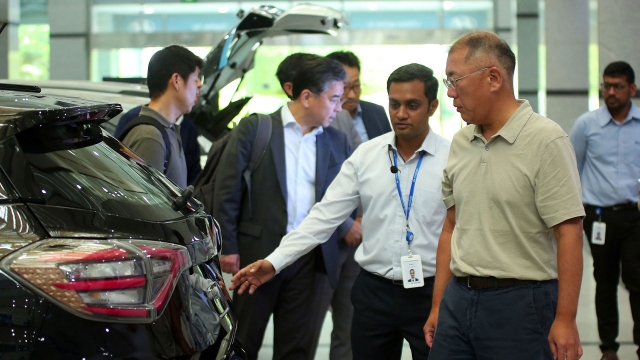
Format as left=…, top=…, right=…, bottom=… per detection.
left=49, top=0, right=89, bottom=80
left=598, top=0, right=640, bottom=106
left=494, top=0, right=516, bottom=46
left=545, top=0, right=589, bottom=132
left=0, top=0, right=19, bottom=79
left=516, top=0, right=539, bottom=112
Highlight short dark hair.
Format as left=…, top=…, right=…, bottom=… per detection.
left=147, top=45, right=203, bottom=100
left=386, top=63, right=438, bottom=103
left=603, top=61, right=635, bottom=84
left=275, top=53, right=321, bottom=88
left=291, top=57, right=347, bottom=100
left=326, top=51, right=361, bottom=71
left=451, top=31, right=516, bottom=81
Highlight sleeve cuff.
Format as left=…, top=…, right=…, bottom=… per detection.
left=265, top=251, right=288, bottom=274
left=443, top=195, right=456, bottom=209
left=544, top=209, right=587, bottom=228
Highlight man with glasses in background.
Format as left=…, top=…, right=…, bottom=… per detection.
left=569, top=61, right=640, bottom=360
left=326, top=51, right=391, bottom=142
left=213, top=56, right=354, bottom=360
left=425, top=31, right=585, bottom=360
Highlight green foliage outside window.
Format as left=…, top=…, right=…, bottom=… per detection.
left=13, top=24, right=50, bottom=80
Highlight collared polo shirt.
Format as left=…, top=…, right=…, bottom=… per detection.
left=442, top=100, right=585, bottom=281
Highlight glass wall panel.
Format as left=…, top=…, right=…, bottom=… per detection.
left=89, top=0, right=494, bottom=140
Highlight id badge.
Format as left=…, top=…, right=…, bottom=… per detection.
left=591, top=221, right=606, bottom=245
left=401, top=255, right=424, bottom=289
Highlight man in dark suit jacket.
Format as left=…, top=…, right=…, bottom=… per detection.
left=327, top=51, right=391, bottom=142
left=213, top=57, right=355, bottom=360
left=308, top=50, right=391, bottom=360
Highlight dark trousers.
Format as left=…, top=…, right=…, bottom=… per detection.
left=429, top=278, right=558, bottom=360
left=232, top=252, right=321, bottom=360
left=308, top=246, right=360, bottom=360
left=584, top=205, right=640, bottom=356
left=351, top=269, right=433, bottom=360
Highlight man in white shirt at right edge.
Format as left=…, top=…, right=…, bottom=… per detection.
left=229, top=63, right=450, bottom=360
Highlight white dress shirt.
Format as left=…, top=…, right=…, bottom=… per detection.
left=281, top=103, right=323, bottom=232
left=266, top=130, right=450, bottom=280
left=352, top=103, right=369, bottom=142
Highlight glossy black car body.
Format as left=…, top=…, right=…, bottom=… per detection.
left=0, top=88, right=244, bottom=359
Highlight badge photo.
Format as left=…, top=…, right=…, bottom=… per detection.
left=401, top=255, right=424, bottom=288
left=591, top=221, right=606, bottom=245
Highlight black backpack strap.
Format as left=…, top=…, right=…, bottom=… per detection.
left=118, top=115, right=172, bottom=174
left=243, top=113, right=272, bottom=215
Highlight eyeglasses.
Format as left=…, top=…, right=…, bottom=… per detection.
left=344, top=82, right=362, bottom=93
left=333, top=97, right=347, bottom=106
left=322, top=93, right=347, bottom=106
left=600, top=82, right=628, bottom=92
left=442, top=67, right=489, bottom=89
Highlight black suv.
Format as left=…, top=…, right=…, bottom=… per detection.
left=0, top=85, right=244, bottom=359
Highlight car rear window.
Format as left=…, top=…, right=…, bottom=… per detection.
left=9, top=122, right=190, bottom=222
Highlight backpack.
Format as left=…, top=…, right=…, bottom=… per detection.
left=193, top=113, right=272, bottom=215
left=117, top=115, right=172, bottom=174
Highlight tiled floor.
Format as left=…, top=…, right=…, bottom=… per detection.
left=226, top=237, right=637, bottom=359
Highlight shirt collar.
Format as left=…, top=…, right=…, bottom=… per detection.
left=281, top=103, right=324, bottom=136
left=467, top=99, right=532, bottom=144
left=384, top=128, right=438, bottom=157
left=354, top=103, right=363, bottom=120
left=597, top=102, right=640, bottom=127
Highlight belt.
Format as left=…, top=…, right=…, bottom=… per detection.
left=365, top=271, right=434, bottom=286
left=456, top=276, right=540, bottom=290
left=585, top=203, right=638, bottom=211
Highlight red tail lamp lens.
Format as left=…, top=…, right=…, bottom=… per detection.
left=0, top=239, right=191, bottom=323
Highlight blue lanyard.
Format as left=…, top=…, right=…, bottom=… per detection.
left=393, top=149, right=424, bottom=248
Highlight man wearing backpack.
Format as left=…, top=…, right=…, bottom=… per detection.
left=213, top=56, right=355, bottom=360
left=119, top=45, right=203, bottom=188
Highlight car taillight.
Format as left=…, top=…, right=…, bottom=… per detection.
left=0, top=239, right=190, bottom=323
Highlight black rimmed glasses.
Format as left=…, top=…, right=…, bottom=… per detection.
left=344, top=82, right=362, bottom=94
left=600, top=82, right=628, bottom=92
left=442, top=67, right=489, bottom=89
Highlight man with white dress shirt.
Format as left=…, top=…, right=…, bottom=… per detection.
left=230, top=63, right=450, bottom=360
left=213, top=56, right=355, bottom=360
left=276, top=51, right=364, bottom=360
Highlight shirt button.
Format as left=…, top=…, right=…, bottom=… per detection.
left=484, top=146, right=489, bottom=151
left=395, top=239, right=399, bottom=242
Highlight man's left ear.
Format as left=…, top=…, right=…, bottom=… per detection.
left=428, top=99, right=439, bottom=116
left=171, top=73, right=181, bottom=91
left=631, top=83, right=637, bottom=97
left=488, top=68, right=503, bottom=91
left=299, top=89, right=313, bottom=108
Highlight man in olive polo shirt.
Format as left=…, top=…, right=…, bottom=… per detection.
left=424, top=31, right=585, bottom=360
